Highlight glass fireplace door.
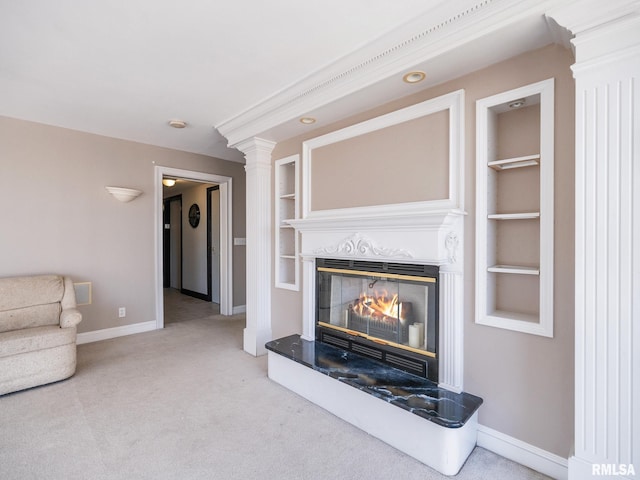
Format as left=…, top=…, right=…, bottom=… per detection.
left=317, top=266, right=437, bottom=356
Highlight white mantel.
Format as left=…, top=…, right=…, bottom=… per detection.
left=288, top=206, right=465, bottom=393
left=287, top=88, right=467, bottom=392
left=288, top=206, right=465, bottom=264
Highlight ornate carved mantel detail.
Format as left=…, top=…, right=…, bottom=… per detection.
left=313, top=233, right=413, bottom=260
left=445, top=231, right=459, bottom=264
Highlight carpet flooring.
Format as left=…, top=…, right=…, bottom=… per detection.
left=0, top=290, right=551, bottom=479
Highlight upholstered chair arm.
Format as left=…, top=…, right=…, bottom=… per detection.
left=61, top=276, right=78, bottom=310
left=60, top=308, right=82, bottom=328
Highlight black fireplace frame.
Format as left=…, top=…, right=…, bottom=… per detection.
left=315, top=257, right=439, bottom=382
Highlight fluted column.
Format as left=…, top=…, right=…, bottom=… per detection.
left=550, top=3, right=640, bottom=478
left=439, top=267, right=464, bottom=393
left=237, top=137, right=276, bottom=356
left=300, top=255, right=316, bottom=341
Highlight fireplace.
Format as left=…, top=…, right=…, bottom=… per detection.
left=315, top=257, right=439, bottom=382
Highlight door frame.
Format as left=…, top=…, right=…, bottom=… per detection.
left=207, top=185, right=221, bottom=303
left=155, top=166, right=234, bottom=328
left=163, top=194, right=182, bottom=289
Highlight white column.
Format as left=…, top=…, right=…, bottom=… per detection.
left=439, top=268, right=464, bottom=393
left=300, top=255, right=316, bottom=341
left=237, top=137, right=276, bottom=356
left=550, top=3, right=640, bottom=478
left=439, top=225, right=464, bottom=393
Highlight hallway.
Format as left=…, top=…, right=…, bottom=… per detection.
left=163, top=288, right=220, bottom=324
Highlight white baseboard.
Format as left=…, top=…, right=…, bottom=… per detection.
left=477, top=424, right=568, bottom=480
left=232, top=304, right=246, bottom=314
left=77, top=321, right=157, bottom=345
left=568, top=456, right=593, bottom=480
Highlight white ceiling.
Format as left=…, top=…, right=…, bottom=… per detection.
left=0, top=1, right=562, bottom=163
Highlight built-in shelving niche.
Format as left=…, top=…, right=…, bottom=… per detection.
left=274, top=154, right=299, bottom=290
left=475, top=78, right=554, bottom=337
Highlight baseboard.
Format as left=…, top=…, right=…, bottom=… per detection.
left=77, top=321, right=157, bottom=345
left=232, top=304, right=246, bottom=314
left=181, top=288, right=209, bottom=301
left=477, top=424, right=568, bottom=480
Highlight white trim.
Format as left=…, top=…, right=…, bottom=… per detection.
left=438, top=268, right=464, bottom=392
left=477, top=424, right=568, bottom=480
left=237, top=138, right=276, bottom=356
left=216, top=0, right=557, bottom=147
left=274, top=154, right=300, bottom=290
left=567, top=456, right=600, bottom=480
left=154, top=166, right=235, bottom=328
left=475, top=78, right=555, bottom=337
left=291, top=90, right=466, bottom=391
left=301, top=90, right=465, bottom=220
left=77, top=321, right=156, bottom=345
left=232, top=304, right=246, bottom=315
left=569, top=12, right=640, bottom=475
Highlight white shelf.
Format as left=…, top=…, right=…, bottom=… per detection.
left=488, top=154, right=540, bottom=170
left=275, top=155, right=300, bottom=290
left=489, top=310, right=539, bottom=324
left=488, top=212, right=540, bottom=220
left=487, top=264, right=540, bottom=275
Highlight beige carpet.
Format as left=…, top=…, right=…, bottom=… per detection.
left=0, top=291, right=551, bottom=480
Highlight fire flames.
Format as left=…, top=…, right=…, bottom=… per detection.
left=351, top=291, right=410, bottom=325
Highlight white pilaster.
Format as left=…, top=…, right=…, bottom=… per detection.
left=549, top=3, right=640, bottom=478
left=237, top=137, right=276, bottom=356
left=439, top=268, right=464, bottom=393
left=300, top=255, right=316, bottom=341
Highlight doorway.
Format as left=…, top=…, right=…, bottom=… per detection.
left=155, top=166, right=234, bottom=328
left=208, top=186, right=221, bottom=304
left=163, top=194, right=182, bottom=290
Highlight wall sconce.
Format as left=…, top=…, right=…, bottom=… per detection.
left=105, top=186, right=143, bottom=202
left=162, top=178, right=176, bottom=187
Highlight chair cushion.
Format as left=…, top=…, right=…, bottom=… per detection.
left=0, top=303, right=61, bottom=334
left=0, top=325, right=75, bottom=359
left=0, top=275, right=64, bottom=311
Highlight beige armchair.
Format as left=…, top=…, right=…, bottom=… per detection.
left=0, top=274, right=82, bottom=395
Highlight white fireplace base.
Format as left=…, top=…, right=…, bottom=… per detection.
left=268, top=351, right=478, bottom=476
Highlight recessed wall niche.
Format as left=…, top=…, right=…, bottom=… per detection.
left=475, top=78, right=554, bottom=337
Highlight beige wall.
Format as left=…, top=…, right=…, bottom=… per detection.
left=271, top=44, right=575, bottom=457
left=0, top=116, right=246, bottom=333
left=310, top=110, right=449, bottom=210
left=181, top=184, right=210, bottom=295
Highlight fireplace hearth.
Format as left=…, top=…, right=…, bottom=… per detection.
left=315, top=257, right=439, bottom=382
left=265, top=334, right=483, bottom=475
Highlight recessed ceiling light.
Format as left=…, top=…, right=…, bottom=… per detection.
left=508, top=99, right=526, bottom=109
left=168, top=119, right=187, bottom=129
left=402, top=71, right=426, bottom=84
left=299, top=117, right=316, bottom=125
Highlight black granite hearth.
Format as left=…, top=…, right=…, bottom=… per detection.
left=266, top=334, right=482, bottom=429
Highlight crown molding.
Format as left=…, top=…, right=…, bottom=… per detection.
left=216, top=0, right=562, bottom=148
left=234, top=137, right=276, bottom=156
left=546, top=0, right=639, bottom=36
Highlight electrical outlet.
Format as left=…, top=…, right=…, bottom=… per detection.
left=118, top=307, right=126, bottom=318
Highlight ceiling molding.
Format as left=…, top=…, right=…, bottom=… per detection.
left=546, top=0, right=640, bottom=36
left=216, top=0, right=562, bottom=148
